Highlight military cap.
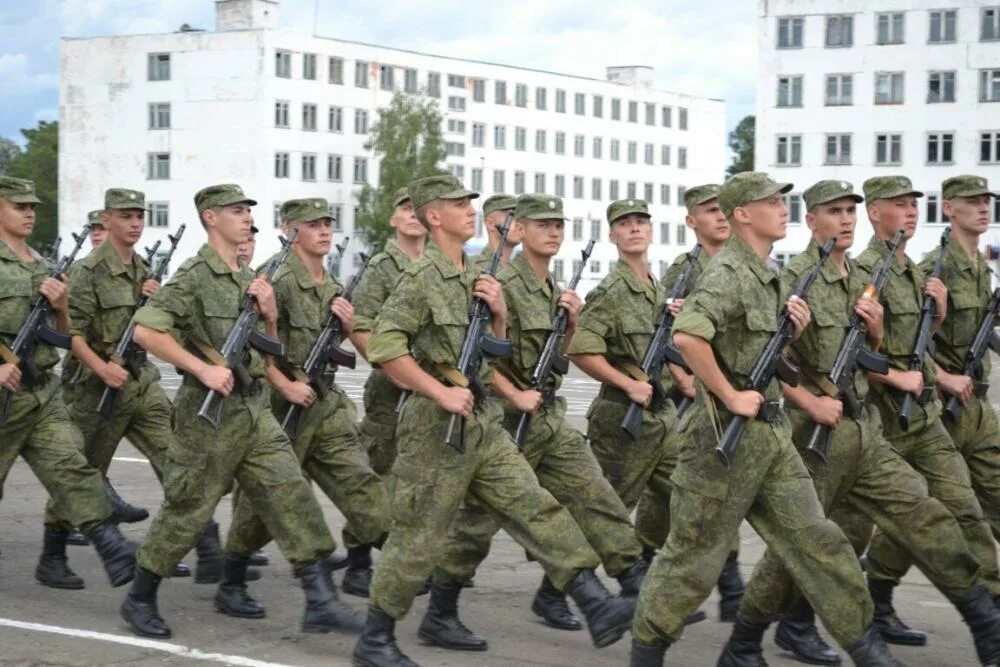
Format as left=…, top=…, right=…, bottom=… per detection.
left=719, top=172, right=793, bottom=218
left=194, top=183, right=258, bottom=213
left=684, top=184, right=721, bottom=210
left=87, top=209, right=105, bottom=227
left=482, top=193, right=517, bottom=216
left=942, top=175, right=997, bottom=200
left=104, top=188, right=147, bottom=210
left=515, top=193, right=566, bottom=221
left=862, top=176, right=923, bottom=202
left=803, top=180, right=864, bottom=211
left=607, top=199, right=651, bottom=225
left=392, top=187, right=411, bottom=208
left=281, top=198, right=332, bottom=224
left=0, top=176, right=41, bottom=204
left=408, top=174, right=479, bottom=210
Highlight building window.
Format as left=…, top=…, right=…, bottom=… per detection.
left=661, top=185, right=671, bottom=205
left=274, top=152, right=289, bottom=178
left=824, top=134, right=852, bottom=165
left=876, top=12, right=905, bottom=44
left=678, top=147, right=687, bottom=169
left=777, top=16, right=804, bottom=48
left=445, top=142, right=465, bottom=157
left=471, top=123, right=485, bottom=147
left=875, top=133, right=902, bottom=165
left=448, top=96, right=466, bottom=112
left=274, top=101, right=289, bottom=128
left=404, top=68, right=417, bottom=93
left=495, top=80, right=507, bottom=104
left=515, top=127, right=527, bottom=151
left=644, top=143, right=654, bottom=165
left=353, top=157, right=368, bottom=184
left=148, top=202, right=169, bottom=228
left=328, top=106, right=343, bottom=132
left=448, top=74, right=465, bottom=88
left=575, top=93, right=586, bottom=115
left=574, top=134, right=585, bottom=157
left=982, top=131, right=1000, bottom=163
left=627, top=182, right=637, bottom=198
left=642, top=103, right=654, bottom=126
left=536, top=87, right=547, bottom=110
left=825, top=15, right=853, bottom=47
left=927, top=132, right=955, bottom=164
left=659, top=224, right=670, bottom=246
left=301, top=153, right=316, bottom=181
left=302, top=103, right=317, bottom=131
left=354, top=109, right=369, bottom=134
left=355, top=60, right=369, bottom=88
left=494, top=125, right=506, bottom=149
left=555, top=132, right=566, bottom=155
left=610, top=139, right=620, bottom=161
left=611, top=98, right=621, bottom=120
left=679, top=107, right=688, bottom=130
left=593, top=137, right=603, bottom=159
left=676, top=224, right=687, bottom=245
left=555, top=175, right=566, bottom=197
left=556, top=89, right=566, bottom=113
left=927, top=71, right=956, bottom=103
left=427, top=72, right=441, bottom=97
left=447, top=164, right=464, bottom=179
left=929, top=10, right=957, bottom=43
left=592, top=178, right=602, bottom=201
left=660, top=145, right=671, bottom=165
left=553, top=259, right=564, bottom=282
left=573, top=176, right=584, bottom=199
left=627, top=141, right=637, bottom=163
left=593, top=95, right=603, bottom=117
left=609, top=180, right=619, bottom=199
left=514, top=171, right=526, bottom=195
left=515, top=84, right=528, bottom=107
left=644, top=183, right=654, bottom=202
left=535, top=129, right=547, bottom=153
left=590, top=218, right=601, bottom=241
left=572, top=218, right=583, bottom=241
left=534, top=173, right=546, bottom=192
left=330, top=205, right=342, bottom=233
left=472, top=78, right=485, bottom=102
left=590, top=260, right=601, bottom=274
left=777, top=75, right=803, bottom=107
left=981, top=69, right=1000, bottom=101
left=926, top=194, right=943, bottom=223
left=303, top=53, right=317, bottom=80
left=661, top=105, right=672, bottom=127
left=493, top=170, right=505, bottom=192
left=677, top=185, right=686, bottom=203
left=147, top=153, right=170, bottom=180
left=984, top=7, right=1000, bottom=41
left=825, top=74, right=853, bottom=105
left=148, top=102, right=171, bottom=129
left=776, top=135, right=802, bottom=166
left=875, top=72, right=904, bottom=104
left=329, top=57, right=344, bottom=84
left=784, top=194, right=803, bottom=223
left=471, top=167, right=483, bottom=192
left=148, top=53, right=171, bottom=81
left=446, top=119, right=466, bottom=134
left=327, top=154, right=342, bottom=181
left=628, top=101, right=638, bottom=122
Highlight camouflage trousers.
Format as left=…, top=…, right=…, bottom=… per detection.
left=370, top=395, right=600, bottom=620
left=136, top=383, right=334, bottom=577
left=358, top=370, right=400, bottom=476
left=943, top=393, right=1000, bottom=544
left=226, top=386, right=388, bottom=555
left=633, top=400, right=870, bottom=647
left=740, top=405, right=981, bottom=631
left=0, top=374, right=112, bottom=532
left=433, top=398, right=641, bottom=585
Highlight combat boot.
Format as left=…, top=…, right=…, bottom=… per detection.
left=296, top=560, right=364, bottom=634
left=868, top=577, right=926, bottom=646
left=631, top=639, right=669, bottom=666
left=846, top=626, right=905, bottom=666
left=565, top=569, right=635, bottom=648
left=214, top=555, right=266, bottom=619
left=194, top=521, right=223, bottom=584
left=718, top=553, right=746, bottom=623
left=617, top=559, right=649, bottom=597
left=342, top=544, right=374, bottom=597
left=249, top=549, right=269, bottom=567
left=66, top=528, right=88, bottom=546
left=717, top=615, right=770, bottom=667
left=353, top=606, right=418, bottom=667
left=120, top=566, right=171, bottom=638
left=774, top=597, right=841, bottom=665
left=35, top=528, right=85, bottom=589
left=945, top=583, right=1000, bottom=666
left=532, top=574, right=583, bottom=630
left=417, top=579, right=487, bottom=650
left=105, top=476, right=148, bottom=524
left=87, top=521, right=137, bottom=587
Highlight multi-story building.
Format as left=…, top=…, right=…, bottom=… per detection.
left=59, top=0, right=726, bottom=292
left=756, top=0, right=1000, bottom=263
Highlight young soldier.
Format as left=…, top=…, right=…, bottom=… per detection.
left=419, top=193, right=648, bottom=651
left=0, top=176, right=136, bottom=589
left=86, top=209, right=109, bottom=249
left=119, top=184, right=348, bottom=639
left=236, top=223, right=258, bottom=267
left=467, top=193, right=522, bottom=273
left=630, top=172, right=897, bottom=666
left=352, top=175, right=634, bottom=666
left=718, top=180, right=1000, bottom=667
left=857, top=176, right=1000, bottom=645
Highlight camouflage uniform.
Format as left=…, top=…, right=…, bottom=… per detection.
left=467, top=194, right=516, bottom=275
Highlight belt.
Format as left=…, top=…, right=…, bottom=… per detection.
left=757, top=400, right=781, bottom=423
left=598, top=384, right=669, bottom=413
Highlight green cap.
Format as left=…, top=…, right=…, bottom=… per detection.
left=281, top=197, right=332, bottom=223
left=482, top=194, right=517, bottom=217
left=0, top=176, right=41, bottom=204
left=408, top=175, right=479, bottom=209
left=392, top=187, right=411, bottom=208
left=803, top=180, right=864, bottom=211
left=194, top=183, right=258, bottom=213
left=719, top=172, right=793, bottom=218
left=684, top=184, right=721, bottom=210
left=104, top=188, right=147, bottom=210
left=87, top=209, right=105, bottom=227
left=942, top=175, right=997, bottom=200
left=862, top=176, right=923, bottom=202
left=606, top=198, right=651, bottom=224
left=515, top=193, right=566, bottom=221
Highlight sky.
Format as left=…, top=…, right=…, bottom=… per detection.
left=0, top=0, right=758, bottom=144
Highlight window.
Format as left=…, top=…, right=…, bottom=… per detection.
left=445, top=142, right=465, bottom=157
left=354, top=60, right=369, bottom=87
left=148, top=202, right=168, bottom=228
left=515, top=127, right=527, bottom=151
left=303, top=53, right=317, bottom=80
left=627, top=141, right=637, bottom=163
left=570, top=218, right=584, bottom=241
left=678, top=147, right=687, bottom=169
left=929, top=10, right=957, bottom=43
left=493, top=170, right=506, bottom=192
left=927, top=132, right=954, bottom=164
left=777, top=76, right=803, bottom=107
left=553, top=260, right=564, bottom=282
left=776, top=135, right=802, bottom=166
left=302, top=103, right=317, bottom=131
left=448, top=96, right=466, bottom=112
left=984, top=7, right=1000, bottom=41
left=329, top=57, right=344, bottom=84
left=404, top=68, right=417, bottom=93
left=574, top=134, right=585, bottom=157
left=677, top=185, right=686, bottom=203
left=826, top=15, right=853, bottom=47
left=494, top=125, right=506, bottom=149
left=427, top=72, right=441, bottom=97
left=590, top=219, right=601, bottom=241
left=573, top=176, right=584, bottom=199
left=327, top=154, right=342, bottom=181
left=777, top=16, right=804, bottom=48
left=825, top=74, right=853, bottom=105
left=982, top=131, right=1000, bottom=163
left=536, top=87, right=547, bottom=110
left=471, top=167, right=483, bottom=192
left=535, top=130, right=546, bottom=153
left=824, top=134, right=852, bottom=165
left=875, top=133, right=902, bottom=165
left=981, top=69, right=1000, bottom=101
left=628, top=101, right=638, bottom=122
left=448, top=74, right=465, bottom=88
left=534, top=173, right=546, bottom=192
left=679, top=107, right=688, bottom=130
left=610, top=139, right=620, bottom=161
left=328, top=106, right=343, bottom=132
left=514, top=171, right=526, bottom=195
left=472, top=123, right=485, bottom=147
left=593, top=137, right=603, bottom=159
left=302, top=153, right=316, bottom=181
left=555, top=132, right=566, bottom=155
left=593, top=95, right=603, bottom=117
left=353, top=157, right=368, bottom=183
left=784, top=194, right=803, bottom=223
left=555, top=175, right=566, bottom=197
left=644, top=183, right=654, bottom=202
left=644, top=143, right=654, bottom=165
left=147, top=153, right=170, bottom=180
left=590, top=260, right=601, bottom=274
left=660, top=145, right=671, bottom=165
left=611, top=98, right=621, bottom=120
left=515, top=84, right=528, bottom=107
left=592, top=178, right=602, bottom=200
left=446, top=119, right=466, bottom=133
left=661, top=106, right=672, bottom=127
left=273, top=100, right=290, bottom=128
left=875, top=72, right=904, bottom=104
left=472, top=79, right=485, bottom=102
left=926, top=194, right=943, bottom=223
left=609, top=180, right=619, bottom=199
left=354, top=109, right=368, bottom=134
left=575, top=93, right=586, bottom=115
left=928, top=71, right=956, bottom=103
left=495, top=81, right=507, bottom=104
left=876, top=12, right=905, bottom=44
left=556, top=89, right=566, bottom=113
left=274, top=152, right=289, bottom=178
left=676, top=224, right=687, bottom=245
left=149, top=102, right=170, bottom=129
left=627, top=182, right=637, bottom=198
left=660, top=185, right=670, bottom=205
left=330, top=205, right=343, bottom=233
left=644, top=103, right=655, bottom=126
left=148, top=53, right=170, bottom=81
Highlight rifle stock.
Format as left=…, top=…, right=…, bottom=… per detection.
left=943, top=287, right=1000, bottom=422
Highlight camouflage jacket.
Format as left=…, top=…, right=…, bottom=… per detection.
left=352, top=239, right=411, bottom=334
left=0, top=239, right=60, bottom=372
left=268, top=250, right=343, bottom=370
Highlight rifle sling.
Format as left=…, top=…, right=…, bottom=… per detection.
left=437, top=363, right=470, bottom=388
left=191, top=339, right=229, bottom=368
left=786, top=348, right=840, bottom=398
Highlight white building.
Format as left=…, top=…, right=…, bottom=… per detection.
left=59, top=0, right=726, bottom=293
left=756, top=0, right=1000, bottom=263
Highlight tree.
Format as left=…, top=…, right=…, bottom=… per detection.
left=354, top=92, right=446, bottom=248
left=0, top=137, right=21, bottom=175
left=6, top=121, right=58, bottom=248
left=727, top=115, right=755, bottom=176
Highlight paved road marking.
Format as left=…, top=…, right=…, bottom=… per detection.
left=113, top=456, right=150, bottom=464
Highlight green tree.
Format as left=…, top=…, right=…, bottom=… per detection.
left=6, top=121, right=58, bottom=248
left=355, top=92, right=446, bottom=248
left=0, top=137, right=21, bottom=175
left=727, top=115, right=755, bottom=176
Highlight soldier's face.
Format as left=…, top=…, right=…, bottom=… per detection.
left=521, top=218, right=564, bottom=258
left=486, top=210, right=523, bottom=245
left=236, top=236, right=256, bottom=265
left=806, top=198, right=857, bottom=251
left=208, top=203, right=254, bottom=246
left=687, top=200, right=729, bottom=245
left=741, top=193, right=788, bottom=242
left=868, top=196, right=918, bottom=240
left=88, top=225, right=108, bottom=248
left=292, top=218, right=333, bottom=257
left=104, top=208, right=145, bottom=247
left=943, top=195, right=991, bottom=236
left=0, top=200, right=36, bottom=239
left=390, top=202, right=424, bottom=239
left=610, top=214, right=652, bottom=255
left=433, top=197, right=476, bottom=241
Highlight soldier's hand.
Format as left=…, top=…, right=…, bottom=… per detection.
left=248, top=278, right=278, bottom=322
left=937, top=370, right=974, bottom=405
left=435, top=385, right=474, bottom=418
left=39, top=277, right=69, bottom=313
left=809, top=395, right=843, bottom=427
left=624, top=379, right=653, bottom=407
left=724, top=390, right=765, bottom=419
left=558, top=290, right=583, bottom=327
left=330, top=297, right=355, bottom=333
left=667, top=298, right=684, bottom=317
left=473, top=275, right=507, bottom=321
left=787, top=295, right=810, bottom=339
left=141, top=279, right=160, bottom=297
left=854, top=296, right=884, bottom=345
left=511, top=389, right=543, bottom=414
left=924, top=278, right=947, bottom=319
left=99, top=361, right=129, bottom=390
left=0, top=363, right=21, bottom=392
left=196, top=365, right=235, bottom=396
left=280, top=379, right=316, bottom=407
left=894, top=370, right=924, bottom=396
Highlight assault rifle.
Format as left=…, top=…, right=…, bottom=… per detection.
left=0, top=225, right=92, bottom=422
left=619, top=243, right=702, bottom=441
left=196, top=229, right=298, bottom=428
left=97, top=225, right=186, bottom=420
left=714, top=238, right=835, bottom=468
left=943, top=287, right=1000, bottom=422
left=512, top=239, right=595, bottom=446
left=44, top=236, right=62, bottom=264
left=326, top=236, right=347, bottom=277
left=805, top=230, right=902, bottom=462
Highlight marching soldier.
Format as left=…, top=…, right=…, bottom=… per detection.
left=468, top=193, right=521, bottom=273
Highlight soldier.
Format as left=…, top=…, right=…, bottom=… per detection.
left=236, top=223, right=258, bottom=266
left=0, top=176, right=137, bottom=590
left=419, top=193, right=648, bottom=651
left=352, top=175, right=634, bottom=667
left=467, top=193, right=522, bottom=273
left=86, top=209, right=109, bottom=249
left=629, top=172, right=898, bottom=666
left=718, top=180, right=1000, bottom=667
left=119, top=184, right=353, bottom=639
left=858, top=176, right=1000, bottom=646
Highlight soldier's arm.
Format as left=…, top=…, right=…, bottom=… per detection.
left=491, top=368, right=542, bottom=414
left=348, top=257, right=392, bottom=360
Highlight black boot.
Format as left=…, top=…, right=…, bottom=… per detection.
left=718, top=554, right=746, bottom=623
left=565, top=569, right=635, bottom=648
left=353, top=606, right=418, bottom=667
left=631, top=638, right=669, bottom=666
left=342, top=544, right=374, bottom=598
left=174, top=562, right=191, bottom=577
left=214, top=555, right=266, bottom=619
left=35, top=528, right=85, bottom=590
left=297, top=560, right=364, bottom=634
left=868, top=577, right=926, bottom=646
left=249, top=549, right=269, bottom=567
left=194, top=521, right=223, bottom=584
left=105, top=476, right=149, bottom=524
left=323, top=550, right=350, bottom=572
left=87, top=522, right=137, bottom=587
left=774, top=597, right=841, bottom=665
left=120, top=566, right=171, bottom=638
left=617, top=559, right=649, bottom=597
left=66, top=528, right=89, bottom=546
left=846, top=626, right=904, bottom=666
left=531, top=574, right=583, bottom=630
left=417, top=579, right=488, bottom=650
left=945, top=583, right=1000, bottom=666
left=718, top=615, right=770, bottom=667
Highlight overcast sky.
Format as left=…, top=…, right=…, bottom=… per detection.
left=0, top=0, right=757, bottom=143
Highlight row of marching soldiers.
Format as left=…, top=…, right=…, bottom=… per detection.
left=1, top=170, right=1000, bottom=667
